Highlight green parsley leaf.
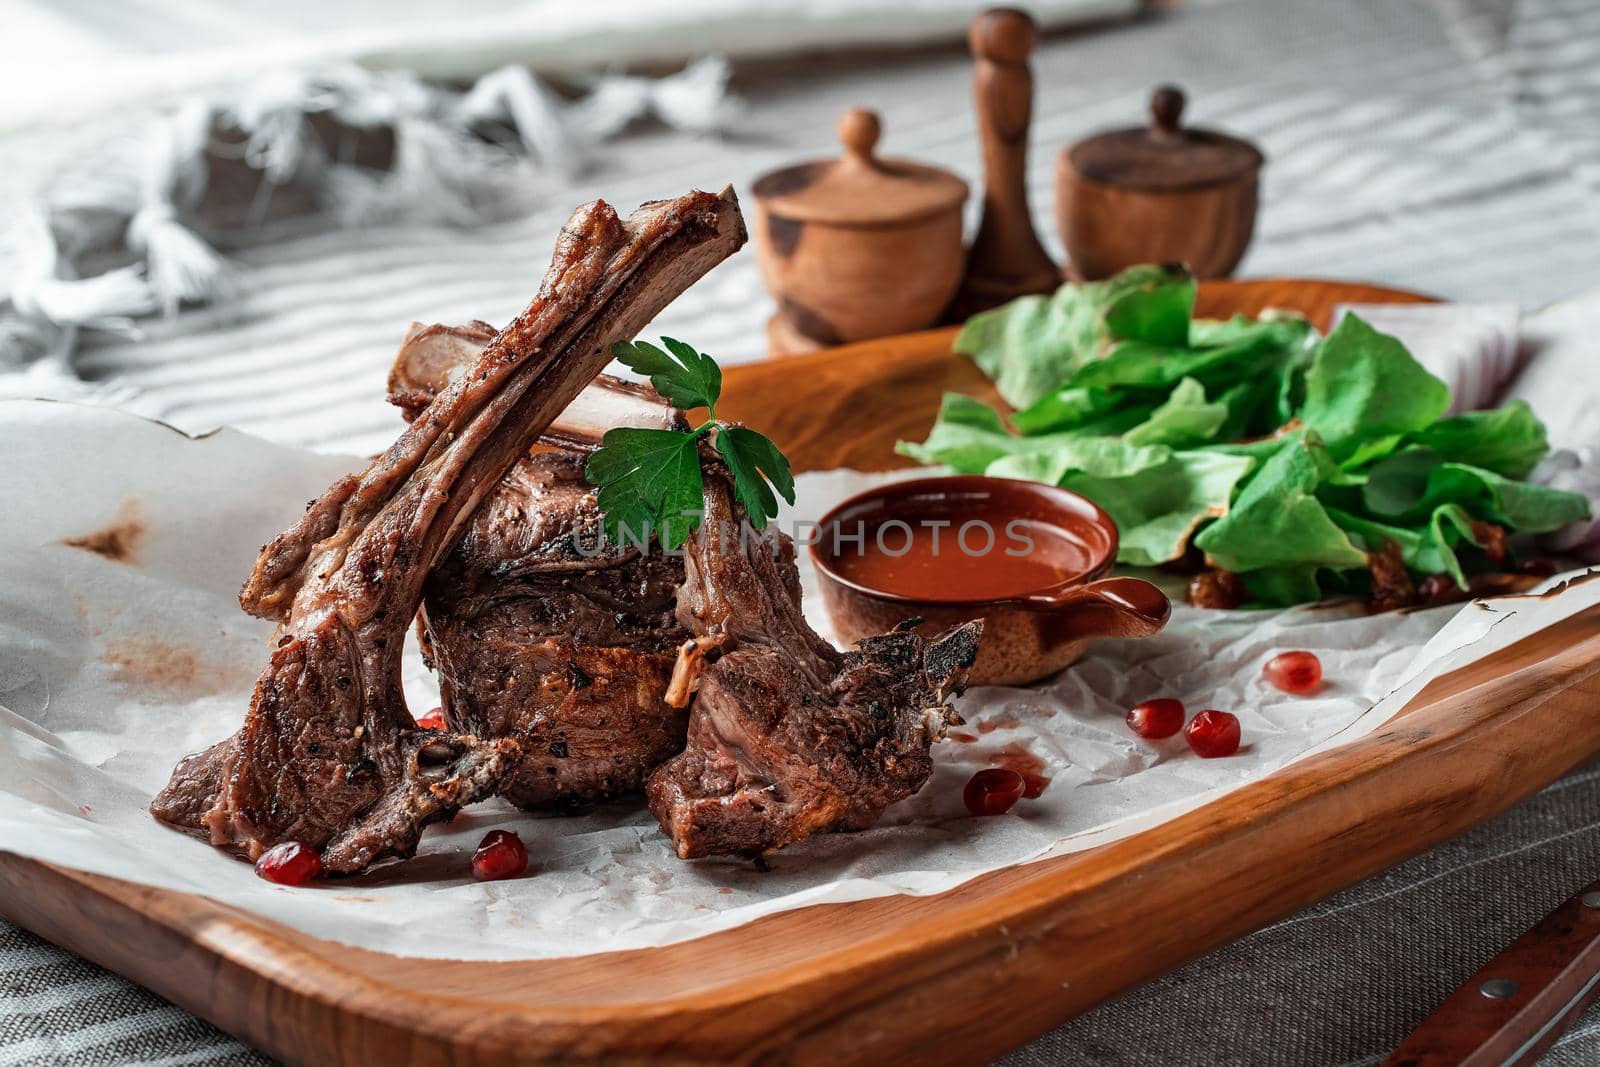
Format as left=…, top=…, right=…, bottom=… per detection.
left=584, top=427, right=705, bottom=550
left=714, top=426, right=796, bottom=530
left=586, top=338, right=797, bottom=547
left=610, top=337, right=722, bottom=415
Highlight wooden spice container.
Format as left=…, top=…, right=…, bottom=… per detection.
left=752, top=108, right=969, bottom=356
left=1056, top=85, right=1263, bottom=280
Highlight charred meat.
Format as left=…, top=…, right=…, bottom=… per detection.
left=151, top=189, right=748, bottom=872
left=392, top=326, right=695, bottom=811
left=647, top=467, right=984, bottom=858
left=421, top=450, right=693, bottom=810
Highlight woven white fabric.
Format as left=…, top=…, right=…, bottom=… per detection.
left=3, top=0, right=1599, bottom=1063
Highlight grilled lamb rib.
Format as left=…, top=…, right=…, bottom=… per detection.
left=647, top=469, right=984, bottom=858
left=389, top=314, right=984, bottom=853
left=390, top=328, right=696, bottom=810
left=420, top=449, right=693, bottom=810
left=150, top=188, right=747, bottom=872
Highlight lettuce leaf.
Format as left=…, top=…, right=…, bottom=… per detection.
left=898, top=393, right=1171, bottom=479
left=1011, top=386, right=1123, bottom=435
left=1124, top=377, right=1230, bottom=447
left=1062, top=449, right=1254, bottom=566
left=1301, top=314, right=1451, bottom=461
left=1242, top=565, right=1327, bottom=607
left=1363, top=447, right=1592, bottom=532
left=1194, top=435, right=1368, bottom=572
left=1406, top=399, right=1549, bottom=479
left=954, top=264, right=1194, bottom=408
left=904, top=273, right=1584, bottom=608
left=1327, top=503, right=1489, bottom=587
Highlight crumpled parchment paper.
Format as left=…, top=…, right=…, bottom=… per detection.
left=1, top=399, right=1595, bottom=962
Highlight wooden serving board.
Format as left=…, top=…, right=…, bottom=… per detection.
left=6, top=279, right=1600, bottom=1067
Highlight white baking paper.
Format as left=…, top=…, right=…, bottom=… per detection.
left=1, top=398, right=1596, bottom=962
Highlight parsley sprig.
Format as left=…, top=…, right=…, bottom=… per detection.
left=584, top=338, right=796, bottom=549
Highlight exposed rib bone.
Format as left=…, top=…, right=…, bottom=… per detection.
left=388, top=321, right=681, bottom=449
left=665, top=634, right=730, bottom=709
left=152, top=189, right=747, bottom=872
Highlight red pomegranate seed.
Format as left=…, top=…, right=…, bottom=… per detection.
left=472, top=829, right=529, bottom=882
left=1519, top=558, right=1557, bottom=577
left=415, top=707, right=447, bottom=731
left=1263, top=651, right=1322, bottom=695
left=1185, top=710, right=1241, bottom=758
left=964, top=768, right=1026, bottom=816
left=255, top=841, right=322, bottom=886
left=1126, top=697, right=1186, bottom=739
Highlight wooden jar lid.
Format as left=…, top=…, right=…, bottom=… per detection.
left=752, top=108, right=969, bottom=226
left=1066, top=86, right=1263, bottom=193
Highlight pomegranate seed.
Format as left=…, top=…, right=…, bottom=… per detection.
left=415, top=707, right=447, bottom=731
left=964, top=769, right=1025, bottom=816
left=1126, top=697, right=1186, bottom=739
left=1185, top=710, right=1241, bottom=758
left=472, top=829, right=529, bottom=882
left=255, top=841, right=322, bottom=886
left=1263, top=651, right=1322, bottom=695
left=1519, top=558, right=1557, bottom=577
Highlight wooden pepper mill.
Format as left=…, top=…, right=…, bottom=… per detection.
left=949, top=7, right=1061, bottom=319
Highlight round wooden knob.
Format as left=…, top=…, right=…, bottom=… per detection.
left=838, top=108, right=881, bottom=163
left=1149, top=84, right=1186, bottom=138
left=969, top=7, right=1037, bottom=64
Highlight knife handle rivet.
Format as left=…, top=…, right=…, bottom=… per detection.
left=1581, top=892, right=1600, bottom=910
left=1480, top=978, right=1519, bottom=999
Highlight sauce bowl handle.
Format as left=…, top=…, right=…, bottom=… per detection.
left=1024, top=576, right=1171, bottom=637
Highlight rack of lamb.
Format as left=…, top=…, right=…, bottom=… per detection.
left=152, top=189, right=747, bottom=872
left=388, top=322, right=985, bottom=858
left=390, top=324, right=694, bottom=811
left=154, top=185, right=983, bottom=874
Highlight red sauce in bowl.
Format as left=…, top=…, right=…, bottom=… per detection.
left=815, top=482, right=1111, bottom=602
left=826, top=516, right=1094, bottom=600
left=810, top=475, right=1166, bottom=688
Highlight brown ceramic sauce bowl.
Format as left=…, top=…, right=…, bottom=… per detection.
left=810, top=475, right=1170, bottom=686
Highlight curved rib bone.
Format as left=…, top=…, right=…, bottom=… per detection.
left=151, top=188, right=747, bottom=872
left=388, top=320, right=681, bottom=448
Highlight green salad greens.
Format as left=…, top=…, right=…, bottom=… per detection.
left=899, top=266, right=1590, bottom=606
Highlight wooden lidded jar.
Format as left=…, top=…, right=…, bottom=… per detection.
left=752, top=108, right=969, bottom=356
left=1056, top=86, right=1263, bottom=280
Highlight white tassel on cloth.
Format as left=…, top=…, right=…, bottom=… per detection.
left=569, top=57, right=740, bottom=140
left=0, top=59, right=735, bottom=379
left=1, top=209, right=157, bottom=369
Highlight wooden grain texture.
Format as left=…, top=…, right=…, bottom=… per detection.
left=1384, top=879, right=1600, bottom=1066
left=13, top=279, right=1592, bottom=1067
left=1055, top=86, right=1263, bottom=280
left=950, top=7, right=1061, bottom=318
left=752, top=107, right=969, bottom=354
